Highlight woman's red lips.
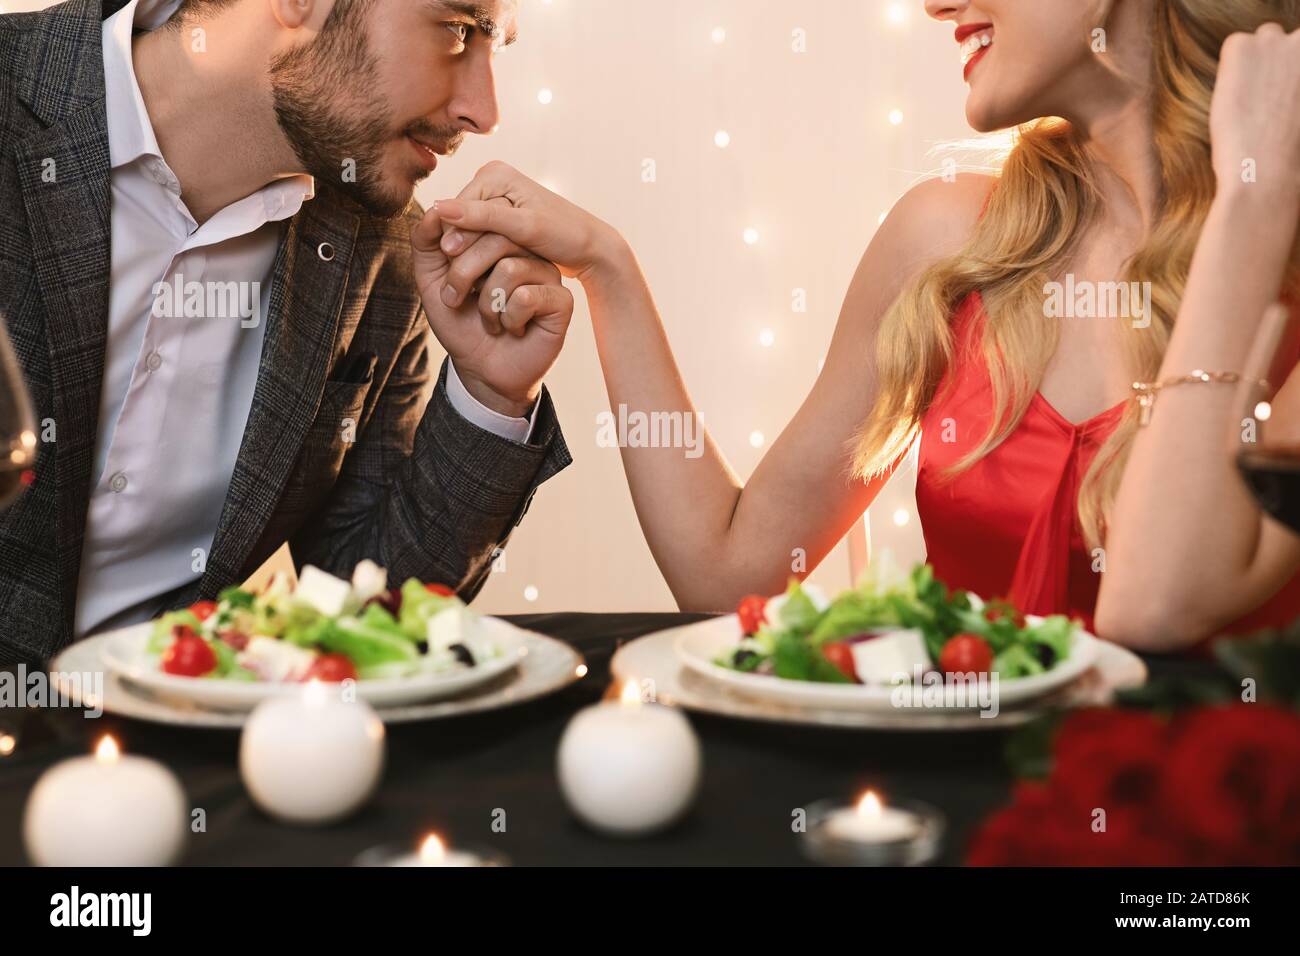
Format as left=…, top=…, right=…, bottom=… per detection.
left=954, top=22, right=993, bottom=43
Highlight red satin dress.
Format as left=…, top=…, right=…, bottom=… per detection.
left=915, top=291, right=1300, bottom=635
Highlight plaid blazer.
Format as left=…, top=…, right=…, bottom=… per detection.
left=0, top=0, right=571, bottom=663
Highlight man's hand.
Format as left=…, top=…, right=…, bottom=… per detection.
left=411, top=201, right=574, bottom=419
left=434, top=161, right=628, bottom=288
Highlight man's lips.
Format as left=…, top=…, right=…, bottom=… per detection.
left=407, top=135, right=443, bottom=172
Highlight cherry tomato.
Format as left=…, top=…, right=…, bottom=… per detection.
left=983, top=601, right=1026, bottom=629
left=939, top=633, right=994, bottom=675
left=425, top=583, right=456, bottom=598
left=161, top=631, right=218, bottom=677
left=822, top=642, right=859, bottom=682
left=305, top=654, right=358, bottom=683
left=189, top=600, right=218, bottom=622
left=737, top=595, right=768, bottom=636
left=219, top=630, right=250, bottom=651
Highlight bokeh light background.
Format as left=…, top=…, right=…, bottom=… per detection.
left=4, top=0, right=980, bottom=612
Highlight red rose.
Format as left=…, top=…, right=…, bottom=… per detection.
left=1161, top=704, right=1300, bottom=864
left=1049, top=708, right=1166, bottom=844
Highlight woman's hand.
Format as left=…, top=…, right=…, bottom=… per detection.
left=410, top=203, right=573, bottom=417
left=1210, top=23, right=1300, bottom=201
left=434, top=162, right=629, bottom=297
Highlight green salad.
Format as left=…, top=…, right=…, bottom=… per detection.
left=718, top=563, right=1077, bottom=685
left=145, top=563, right=496, bottom=683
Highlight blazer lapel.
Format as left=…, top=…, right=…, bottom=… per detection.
left=198, top=195, right=360, bottom=594
left=12, top=1, right=114, bottom=635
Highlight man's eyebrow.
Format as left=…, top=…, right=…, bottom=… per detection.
left=429, top=0, right=519, bottom=47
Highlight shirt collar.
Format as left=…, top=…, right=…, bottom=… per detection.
left=102, top=0, right=315, bottom=219
left=103, top=0, right=167, bottom=170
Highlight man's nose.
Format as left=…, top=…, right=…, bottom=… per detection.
left=451, top=55, right=501, bottom=135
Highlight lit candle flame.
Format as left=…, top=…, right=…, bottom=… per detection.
left=94, top=735, right=121, bottom=765
left=418, top=834, right=447, bottom=865
left=619, top=679, right=643, bottom=707
left=303, top=678, right=329, bottom=707
left=857, top=790, right=883, bottom=818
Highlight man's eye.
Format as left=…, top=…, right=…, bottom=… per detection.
left=446, top=22, right=469, bottom=45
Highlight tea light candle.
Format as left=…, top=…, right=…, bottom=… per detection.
left=803, top=791, right=944, bottom=866
left=23, top=735, right=188, bottom=867
left=240, top=681, right=385, bottom=825
left=826, top=791, right=921, bottom=842
left=557, top=680, right=701, bottom=837
left=356, top=833, right=507, bottom=868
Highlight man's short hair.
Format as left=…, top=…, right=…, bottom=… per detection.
left=171, top=0, right=373, bottom=27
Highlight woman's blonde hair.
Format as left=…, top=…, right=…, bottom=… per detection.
left=852, top=0, right=1300, bottom=548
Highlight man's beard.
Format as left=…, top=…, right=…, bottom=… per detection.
left=268, top=19, right=447, bottom=218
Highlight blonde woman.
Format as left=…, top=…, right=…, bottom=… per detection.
left=424, top=0, right=1300, bottom=651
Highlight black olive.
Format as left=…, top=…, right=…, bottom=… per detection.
left=733, top=649, right=759, bottom=668
left=449, top=643, right=476, bottom=667
left=1035, top=644, right=1057, bottom=668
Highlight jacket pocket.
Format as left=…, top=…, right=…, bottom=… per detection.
left=277, top=376, right=375, bottom=516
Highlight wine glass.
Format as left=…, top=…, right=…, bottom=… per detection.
left=1236, top=303, right=1300, bottom=532
left=0, top=317, right=35, bottom=511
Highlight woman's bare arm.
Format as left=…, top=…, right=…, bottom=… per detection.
left=435, top=169, right=994, bottom=610
left=1096, top=27, right=1300, bottom=650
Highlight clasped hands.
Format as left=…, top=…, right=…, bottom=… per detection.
left=410, top=162, right=622, bottom=421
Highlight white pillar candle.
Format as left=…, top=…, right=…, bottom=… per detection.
left=239, top=681, right=385, bottom=825
left=825, top=791, right=922, bottom=843
left=557, top=681, right=701, bottom=837
left=23, top=736, right=188, bottom=867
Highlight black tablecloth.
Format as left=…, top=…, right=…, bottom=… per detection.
left=0, top=614, right=1208, bottom=867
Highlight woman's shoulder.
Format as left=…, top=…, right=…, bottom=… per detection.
left=879, top=173, right=997, bottom=262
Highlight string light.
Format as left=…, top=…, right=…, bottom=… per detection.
left=524, top=585, right=539, bottom=602
left=714, top=130, right=731, bottom=148
left=537, top=88, right=554, bottom=105
left=759, top=329, right=775, bottom=347
left=711, top=27, right=727, bottom=44
left=893, top=508, right=911, bottom=528
left=888, top=109, right=904, bottom=126
left=885, top=3, right=908, bottom=25
left=743, top=228, right=760, bottom=245
left=749, top=431, right=766, bottom=448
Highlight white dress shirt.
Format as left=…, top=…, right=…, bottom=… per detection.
left=77, top=0, right=534, bottom=636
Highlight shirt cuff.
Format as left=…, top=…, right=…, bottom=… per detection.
left=444, top=360, right=539, bottom=444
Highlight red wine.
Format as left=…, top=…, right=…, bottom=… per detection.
left=1239, top=446, right=1300, bottom=534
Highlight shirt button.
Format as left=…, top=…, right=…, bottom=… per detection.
left=145, top=351, right=163, bottom=371
left=109, top=472, right=128, bottom=494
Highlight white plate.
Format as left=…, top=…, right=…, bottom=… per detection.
left=615, top=627, right=1145, bottom=731
left=100, top=616, right=531, bottom=712
left=50, top=622, right=585, bottom=728
left=672, top=614, right=1101, bottom=713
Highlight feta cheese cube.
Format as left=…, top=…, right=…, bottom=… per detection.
left=294, top=566, right=352, bottom=617
left=426, top=607, right=464, bottom=651
left=848, top=629, right=931, bottom=685
left=350, top=560, right=388, bottom=605
left=238, top=637, right=318, bottom=683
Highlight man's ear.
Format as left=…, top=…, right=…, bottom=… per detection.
left=269, top=0, right=334, bottom=31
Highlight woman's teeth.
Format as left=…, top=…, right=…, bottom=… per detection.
left=961, top=32, right=993, bottom=68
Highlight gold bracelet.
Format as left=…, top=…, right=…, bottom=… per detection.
left=1131, top=370, right=1256, bottom=427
